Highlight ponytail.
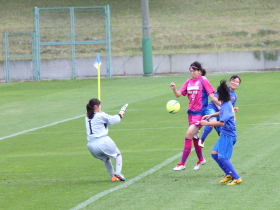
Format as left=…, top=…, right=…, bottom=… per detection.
left=86, top=98, right=100, bottom=119
left=217, top=80, right=230, bottom=102
left=200, top=68, right=206, bottom=76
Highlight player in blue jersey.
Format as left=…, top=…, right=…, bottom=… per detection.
left=85, top=98, right=128, bottom=182
left=200, top=80, right=242, bottom=185
left=198, top=75, right=241, bottom=148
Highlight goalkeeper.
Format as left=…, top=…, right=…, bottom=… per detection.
left=85, top=98, right=128, bottom=182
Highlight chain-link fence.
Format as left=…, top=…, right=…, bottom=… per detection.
left=4, top=32, right=35, bottom=81
left=34, top=6, right=111, bottom=80
left=2, top=1, right=280, bottom=80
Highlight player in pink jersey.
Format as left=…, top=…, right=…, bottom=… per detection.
left=170, top=61, right=220, bottom=172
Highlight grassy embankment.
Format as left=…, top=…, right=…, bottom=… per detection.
left=1, top=0, right=279, bottom=61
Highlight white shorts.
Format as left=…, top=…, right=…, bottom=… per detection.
left=87, top=136, right=120, bottom=161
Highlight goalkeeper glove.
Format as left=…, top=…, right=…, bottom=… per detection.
left=119, top=104, right=128, bottom=118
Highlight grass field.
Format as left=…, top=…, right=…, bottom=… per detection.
left=1, top=0, right=280, bottom=60
left=1, top=72, right=280, bottom=209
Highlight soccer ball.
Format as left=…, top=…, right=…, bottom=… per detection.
left=166, top=100, right=180, bottom=114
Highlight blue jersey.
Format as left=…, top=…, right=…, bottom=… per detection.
left=207, top=87, right=238, bottom=111
left=219, top=101, right=236, bottom=138
left=229, top=89, right=237, bottom=107
left=206, top=92, right=219, bottom=112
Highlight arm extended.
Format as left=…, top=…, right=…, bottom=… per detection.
left=200, top=112, right=224, bottom=127
left=170, top=82, right=182, bottom=98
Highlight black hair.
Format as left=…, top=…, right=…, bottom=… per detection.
left=230, top=75, right=241, bottom=84
left=190, top=61, right=207, bottom=76
left=217, top=80, right=230, bottom=102
left=86, top=98, right=100, bottom=119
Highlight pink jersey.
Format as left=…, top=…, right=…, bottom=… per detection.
left=179, top=75, right=215, bottom=115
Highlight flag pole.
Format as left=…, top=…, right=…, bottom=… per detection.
left=94, top=53, right=101, bottom=101
left=97, top=63, right=101, bottom=101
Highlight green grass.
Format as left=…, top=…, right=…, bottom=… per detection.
left=1, top=72, right=280, bottom=209
left=1, top=0, right=280, bottom=61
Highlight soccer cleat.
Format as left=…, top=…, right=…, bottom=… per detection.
left=220, top=175, right=233, bottom=183
left=198, top=139, right=204, bottom=148
left=173, top=164, right=186, bottom=171
left=114, top=172, right=126, bottom=181
left=193, top=159, right=206, bottom=170
left=227, top=178, right=242, bottom=185
left=111, top=175, right=120, bottom=182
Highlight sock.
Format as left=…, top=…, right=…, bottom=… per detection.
left=201, top=126, right=213, bottom=141
left=193, top=139, right=204, bottom=161
left=115, top=153, right=123, bottom=174
left=180, top=138, right=192, bottom=165
left=104, top=158, right=114, bottom=177
left=219, top=158, right=240, bottom=179
left=211, top=154, right=227, bottom=174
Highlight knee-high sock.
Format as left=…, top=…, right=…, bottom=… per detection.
left=219, top=158, right=240, bottom=179
left=193, top=138, right=204, bottom=161
left=211, top=154, right=227, bottom=174
left=180, top=138, right=192, bottom=165
left=104, top=158, right=114, bottom=177
left=201, top=126, right=213, bottom=141
left=115, top=153, right=123, bottom=174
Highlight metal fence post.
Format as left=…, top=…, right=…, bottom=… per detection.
left=141, top=0, right=153, bottom=76
left=34, top=7, right=41, bottom=81
left=70, top=7, right=76, bottom=79
left=105, top=5, right=112, bottom=78
left=4, top=33, right=10, bottom=82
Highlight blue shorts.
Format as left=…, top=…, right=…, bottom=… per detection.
left=212, top=134, right=236, bottom=159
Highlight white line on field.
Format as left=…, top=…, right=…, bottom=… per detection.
left=69, top=152, right=183, bottom=210
left=0, top=115, right=84, bottom=141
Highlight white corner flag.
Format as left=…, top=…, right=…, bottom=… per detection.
left=94, top=53, right=101, bottom=101
left=94, top=53, right=101, bottom=70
